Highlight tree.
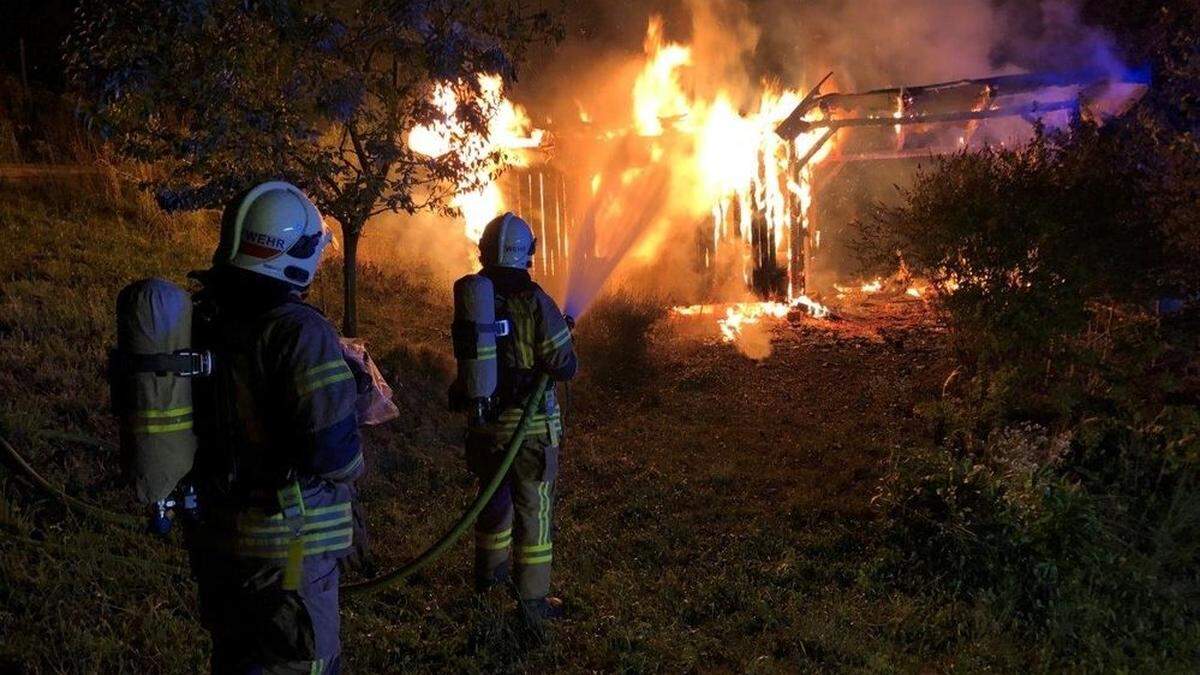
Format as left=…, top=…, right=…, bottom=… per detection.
left=66, top=0, right=560, bottom=335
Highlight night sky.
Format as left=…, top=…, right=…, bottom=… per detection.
left=0, top=0, right=76, bottom=88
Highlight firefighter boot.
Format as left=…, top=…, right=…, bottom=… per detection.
left=520, top=596, right=565, bottom=622
left=474, top=561, right=511, bottom=594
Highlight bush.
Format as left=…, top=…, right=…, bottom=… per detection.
left=875, top=399, right=1200, bottom=667
left=859, top=69, right=1200, bottom=664
left=572, top=290, right=668, bottom=395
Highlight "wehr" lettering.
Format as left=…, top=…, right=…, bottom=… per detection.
left=244, top=231, right=286, bottom=249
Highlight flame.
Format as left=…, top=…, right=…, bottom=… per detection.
left=894, top=93, right=904, bottom=136
left=629, top=16, right=835, bottom=285
left=576, top=99, right=592, bottom=124
left=409, top=75, right=545, bottom=243
left=673, top=295, right=830, bottom=344
left=625, top=14, right=839, bottom=350
left=633, top=16, right=693, bottom=136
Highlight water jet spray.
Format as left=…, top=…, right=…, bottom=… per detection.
left=562, top=159, right=671, bottom=319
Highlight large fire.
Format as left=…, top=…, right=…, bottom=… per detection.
left=621, top=15, right=837, bottom=345
left=410, top=16, right=840, bottom=352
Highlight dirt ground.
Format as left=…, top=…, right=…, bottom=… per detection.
left=340, top=298, right=964, bottom=672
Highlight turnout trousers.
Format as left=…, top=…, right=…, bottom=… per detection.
left=187, top=533, right=343, bottom=674
left=467, top=431, right=559, bottom=600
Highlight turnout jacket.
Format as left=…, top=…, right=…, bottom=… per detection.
left=193, top=268, right=363, bottom=562
left=474, top=267, right=577, bottom=443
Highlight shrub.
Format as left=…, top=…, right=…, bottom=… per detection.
left=572, top=290, right=668, bottom=395
left=861, top=86, right=1200, bottom=665
left=875, top=403, right=1200, bottom=667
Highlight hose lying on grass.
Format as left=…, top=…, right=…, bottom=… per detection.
left=0, top=374, right=550, bottom=597
left=0, top=435, right=142, bottom=529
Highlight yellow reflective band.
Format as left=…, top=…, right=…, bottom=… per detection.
left=244, top=503, right=350, bottom=525
left=134, top=406, right=193, bottom=418
left=474, top=346, right=498, bottom=356
left=541, top=326, right=571, bottom=350
left=240, top=514, right=353, bottom=537
left=237, top=527, right=354, bottom=556
left=299, top=369, right=354, bottom=396
left=133, top=420, right=194, bottom=434
left=516, top=553, right=552, bottom=565
left=302, top=360, right=349, bottom=379
left=303, top=527, right=354, bottom=544
left=516, top=543, right=553, bottom=554
left=297, top=503, right=350, bottom=518
left=538, top=482, right=551, bottom=544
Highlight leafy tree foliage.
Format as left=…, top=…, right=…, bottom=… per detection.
left=66, top=0, right=559, bottom=334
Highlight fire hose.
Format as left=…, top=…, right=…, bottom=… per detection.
left=0, top=374, right=551, bottom=598
left=342, top=374, right=549, bottom=596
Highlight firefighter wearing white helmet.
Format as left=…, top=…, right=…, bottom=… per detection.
left=214, top=180, right=333, bottom=287
left=187, top=181, right=364, bottom=673
left=455, top=212, right=578, bottom=622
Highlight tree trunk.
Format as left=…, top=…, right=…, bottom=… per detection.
left=342, top=226, right=361, bottom=337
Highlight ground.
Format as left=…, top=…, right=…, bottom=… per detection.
left=0, top=182, right=1004, bottom=672
left=346, top=300, right=962, bottom=672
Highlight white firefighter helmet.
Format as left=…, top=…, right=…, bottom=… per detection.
left=215, top=181, right=332, bottom=287
left=479, top=212, right=536, bottom=269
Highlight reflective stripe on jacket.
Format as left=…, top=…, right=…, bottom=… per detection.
left=233, top=482, right=354, bottom=560
left=472, top=278, right=576, bottom=442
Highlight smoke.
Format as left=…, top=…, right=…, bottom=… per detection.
left=734, top=320, right=773, bottom=360
left=357, top=208, right=477, bottom=291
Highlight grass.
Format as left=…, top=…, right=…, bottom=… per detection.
left=1, top=179, right=1188, bottom=672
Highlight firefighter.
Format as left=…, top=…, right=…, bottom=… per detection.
left=462, top=212, right=578, bottom=621
left=186, top=181, right=363, bottom=673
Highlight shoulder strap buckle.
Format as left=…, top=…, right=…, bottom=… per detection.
left=175, top=350, right=214, bottom=377
left=474, top=320, right=511, bottom=337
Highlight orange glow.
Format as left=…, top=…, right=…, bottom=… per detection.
left=409, top=75, right=545, bottom=243
left=633, top=16, right=692, bottom=136
left=627, top=14, right=837, bottom=298
left=623, top=13, right=838, bottom=344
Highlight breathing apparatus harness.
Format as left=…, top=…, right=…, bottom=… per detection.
left=11, top=250, right=567, bottom=596
left=108, top=272, right=321, bottom=595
